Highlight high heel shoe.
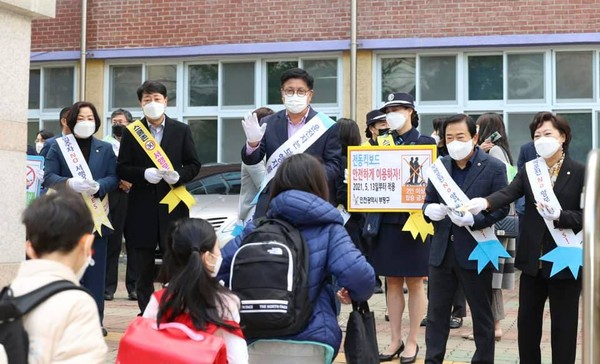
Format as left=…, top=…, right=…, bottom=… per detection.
left=400, top=345, right=419, bottom=364
left=379, top=341, right=404, bottom=362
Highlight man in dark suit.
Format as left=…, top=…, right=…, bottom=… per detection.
left=117, top=80, right=201, bottom=313
left=422, top=114, right=508, bottom=364
left=240, top=67, right=342, bottom=218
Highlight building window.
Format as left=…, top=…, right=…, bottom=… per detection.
left=188, top=64, right=218, bottom=107
left=29, top=69, right=41, bottom=109
left=381, top=57, right=416, bottom=102
left=110, top=65, right=142, bottom=109
left=419, top=55, right=456, bottom=102
left=147, top=64, right=177, bottom=105
left=557, top=112, right=592, bottom=163
left=188, top=118, right=217, bottom=163
left=42, top=67, right=75, bottom=110
left=220, top=118, right=247, bottom=163
left=266, top=61, right=298, bottom=104
left=221, top=62, right=255, bottom=107
left=507, top=53, right=545, bottom=101
left=303, top=59, right=337, bottom=104
left=468, top=55, right=503, bottom=101
left=556, top=51, right=594, bottom=100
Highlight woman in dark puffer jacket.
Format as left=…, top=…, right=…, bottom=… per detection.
left=219, top=153, right=375, bottom=355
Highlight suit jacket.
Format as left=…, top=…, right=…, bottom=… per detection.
left=116, top=116, right=201, bottom=250
left=423, top=149, right=509, bottom=270
left=486, top=155, right=584, bottom=279
left=39, top=135, right=59, bottom=158
left=240, top=108, right=342, bottom=216
left=43, top=136, right=119, bottom=237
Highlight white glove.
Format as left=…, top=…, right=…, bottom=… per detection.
left=67, top=177, right=89, bottom=193
left=424, top=203, right=449, bottom=221
left=463, top=197, right=489, bottom=215
left=241, top=113, right=267, bottom=144
left=536, top=202, right=561, bottom=221
left=449, top=210, right=475, bottom=227
left=163, top=170, right=180, bottom=185
left=343, top=168, right=348, bottom=184
left=144, top=168, right=163, bottom=184
left=83, top=180, right=100, bottom=196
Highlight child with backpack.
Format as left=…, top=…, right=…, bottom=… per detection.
left=219, top=153, right=375, bottom=357
left=142, top=218, right=248, bottom=364
left=1, top=190, right=107, bottom=364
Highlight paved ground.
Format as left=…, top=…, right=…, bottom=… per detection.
left=104, top=264, right=582, bottom=363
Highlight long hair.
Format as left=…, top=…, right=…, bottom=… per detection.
left=157, top=218, right=235, bottom=331
left=268, top=154, right=329, bottom=205
left=475, top=113, right=513, bottom=164
left=337, top=118, right=361, bottom=156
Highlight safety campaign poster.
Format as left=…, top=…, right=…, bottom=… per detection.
left=347, top=145, right=437, bottom=212
left=26, top=155, right=44, bottom=205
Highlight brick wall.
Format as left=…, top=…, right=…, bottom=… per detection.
left=31, top=0, right=600, bottom=52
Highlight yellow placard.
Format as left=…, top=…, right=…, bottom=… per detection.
left=127, top=120, right=195, bottom=213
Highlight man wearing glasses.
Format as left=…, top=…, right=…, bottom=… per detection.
left=241, top=67, right=342, bottom=219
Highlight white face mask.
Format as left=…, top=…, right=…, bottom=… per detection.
left=206, top=252, right=223, bottom=278
left=386, top=112, right=407, bottom=131
left=534, top=136, right=561, bottom=159
left=75, top=254, right=95, bottom=281
left=143, top=101, right=166, bottom=120
left=73, top=121, right=96, bottom=139
left=447, top=139, right=474, bottom=161
left=35, top=142, right=44, bottom=154
left=431, top=133, right=440, bottom=145
left=284, top=94, right=308, bottom=114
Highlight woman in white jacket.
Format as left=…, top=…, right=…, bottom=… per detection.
left=8, top=190, right=107, bottom=364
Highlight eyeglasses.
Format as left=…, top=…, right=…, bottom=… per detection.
left=281, top=88, right=311, bottom=97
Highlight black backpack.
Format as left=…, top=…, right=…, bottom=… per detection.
left=229, top=218, right=312, bottom=339
left=0, top=280, right=87, bottom=364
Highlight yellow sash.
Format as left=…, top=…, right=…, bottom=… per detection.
left=127, top=120, right=195, bottom=213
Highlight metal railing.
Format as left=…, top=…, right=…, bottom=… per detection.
left=583, top=149, right=600, bottom=364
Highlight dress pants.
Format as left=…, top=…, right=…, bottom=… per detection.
left=81, top=236, right=107, bottom=323
left=133, top=248, right=157, bottom=314
left=105, top=189, right=137, bottom=295
left=425, top=244, right=494, bottom=364
left=518, top=272, right=581, bottom=364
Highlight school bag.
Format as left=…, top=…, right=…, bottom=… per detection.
left=0, top=280, right=87, bottom=364
left=116, top=316, right=227, bottom=364
left=229, top=218, right=312, bottom=339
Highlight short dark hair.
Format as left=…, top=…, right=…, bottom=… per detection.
left=280, top=68, right=314, bottom=90
left=111, top=108, right=133, bottom=123
left=136, top=80, right=168, bottom=101
left=37, top=129, right=55, bottom=140
left=269, top=154, right=329, bottom=204
left=443, top=114, right=476, bottom=138
left=432, top=117, right=446, bottom=133
left=338, top=118, right=361, bottom=156
left=253, top=107, right=275, bottom=123
left=59, top=107, right=71, bottom=120
left=23, top=190, right=93, bottom=256
left=529, top=112, right=572, bottom=151
left=66, top=101, right=102, bottom=135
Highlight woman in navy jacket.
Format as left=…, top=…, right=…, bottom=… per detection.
left=219, top=153, right=375, bottom=355
left=44, top=101, right=119, bottom=334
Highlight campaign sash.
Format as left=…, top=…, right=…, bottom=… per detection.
left=56, top=134, right=113, bottom=236
left=525, top=157, right=583, bottom=278
left=127, top=120, right=195, bottom=213
left=424, top=159, right=510, bottom=273
left=251, top=112, right=336, bottom=205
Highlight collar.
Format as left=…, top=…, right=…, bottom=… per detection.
left=148, top=116, right=166, bottom=130
left=393, top=127, right=419, bottom=144
left=286, top=106, right=311, bottom=126
left=16, top=259, right=80, bottom=284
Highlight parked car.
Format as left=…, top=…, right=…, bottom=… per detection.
left=187, top=163, right=242, bottom=247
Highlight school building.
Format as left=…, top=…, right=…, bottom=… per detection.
left=29, top=0, right=600, bottom=164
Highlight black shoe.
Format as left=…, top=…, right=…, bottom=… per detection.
left=127, top=292, right=138, bottom=301
left=103, top=293, right=114, bottom=301
left=379, top=341, right=404, bottom=362
left=449, top=316, right=463, bottom=329
left=400, top=345, right=419, bottom=364
left=102, top=327, right=108, bottom=337
left=374, top=285, right=384, bottom=294
left=420, top=316, right=427, bottom=327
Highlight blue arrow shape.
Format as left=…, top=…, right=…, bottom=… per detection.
left=540, top=246, right=582, bottom=279
left=468, top=240, right=511, bottom=274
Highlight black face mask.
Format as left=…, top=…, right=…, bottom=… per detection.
left=112, top=124, right=125, bottom=138
left=377, top=128, right=391, bottom=136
